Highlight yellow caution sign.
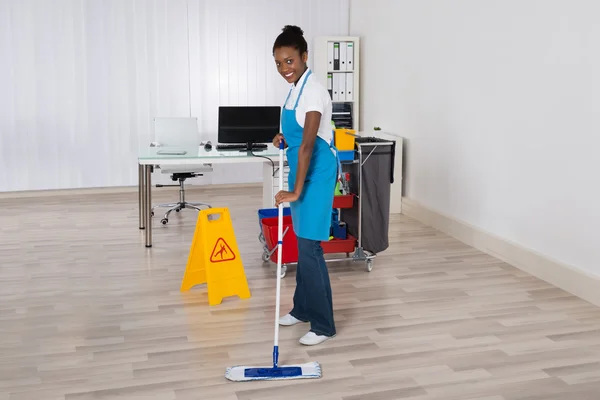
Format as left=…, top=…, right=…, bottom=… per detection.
left=180, top=207, right=251, bottom=306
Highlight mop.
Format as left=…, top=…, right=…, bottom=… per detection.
left=225, top=139, right=322, bottom=382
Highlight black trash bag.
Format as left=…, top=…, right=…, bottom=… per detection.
left=340, top=137, right=395, bottom=255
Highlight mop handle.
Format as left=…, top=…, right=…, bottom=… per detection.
left=273, top=138, right=285, bottom=368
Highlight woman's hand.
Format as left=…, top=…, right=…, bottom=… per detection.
left=272, top=133, right=287, bottom=148
left=275, top=190, right=299, bottom=206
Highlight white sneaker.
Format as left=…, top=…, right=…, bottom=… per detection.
left=279, top=314, right=304, bottom=326
left=299, top=331, right=334, bottom=346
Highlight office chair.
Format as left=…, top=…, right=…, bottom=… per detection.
left=150, top=117, right=212, bottom=225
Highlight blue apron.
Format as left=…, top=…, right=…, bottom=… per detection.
left=281, top=69, right=340, bottom=242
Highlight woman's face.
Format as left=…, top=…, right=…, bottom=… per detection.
left=274, top=46, right=307, bottom=84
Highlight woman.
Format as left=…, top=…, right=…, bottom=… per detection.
left=272, top=25, right=339, bottom=346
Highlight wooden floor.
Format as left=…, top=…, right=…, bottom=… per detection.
left=2, top=185, right=600, bottom=399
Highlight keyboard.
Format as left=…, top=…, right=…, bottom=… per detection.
left=216, top=143, right=268, bottom=151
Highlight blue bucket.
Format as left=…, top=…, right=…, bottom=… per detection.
left=257, top=207, right=291, bottom=230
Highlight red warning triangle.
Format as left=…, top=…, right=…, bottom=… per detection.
left=210, top=237, right=236, bottom=263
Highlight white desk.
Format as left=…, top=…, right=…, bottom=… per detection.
left=137, top=144, right=282, bottom=247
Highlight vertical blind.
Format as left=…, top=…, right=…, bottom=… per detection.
left=0, top=0, right=349, bottom=191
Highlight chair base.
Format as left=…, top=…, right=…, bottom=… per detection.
left=152, top=172, right=211, bottom=225
left=151, top=201, right=211, bottom=225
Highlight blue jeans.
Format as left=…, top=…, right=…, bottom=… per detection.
left=289, top=237, right=336, bottom=337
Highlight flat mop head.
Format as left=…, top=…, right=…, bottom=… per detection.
left=225, top=361, right=321, bottom=382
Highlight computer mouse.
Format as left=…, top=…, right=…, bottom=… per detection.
left=204, top=141, right=212, bottom=151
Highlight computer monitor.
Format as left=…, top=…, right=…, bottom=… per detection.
left=218, top=106, right=280, bottom=151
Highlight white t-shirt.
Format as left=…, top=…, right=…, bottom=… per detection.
left=283, top=68, right=333, bottom=146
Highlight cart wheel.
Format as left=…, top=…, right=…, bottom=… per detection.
left=366, top=259, right=373, bottom=272
left=262, top=251, right=270, bottom=263
left=280, top=265, right=287, bottom=279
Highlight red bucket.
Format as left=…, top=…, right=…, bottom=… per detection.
left=261, top=216, right=299, bottom=264
left=261, top=215, right=358, bottom=264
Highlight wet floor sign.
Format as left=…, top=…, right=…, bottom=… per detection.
left=180, top=207, right=251, bottom=306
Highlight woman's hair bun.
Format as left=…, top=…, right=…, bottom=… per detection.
left=282, top=25, right=304, bottom=36
left=273, top=25, right=308, bottom=54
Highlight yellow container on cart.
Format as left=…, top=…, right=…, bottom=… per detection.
left=334, top=128, right=356, bottom=151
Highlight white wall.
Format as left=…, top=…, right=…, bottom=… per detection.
left=0, top=0, right=349, bottom=192
left=350, top=0, right=599, bottom=277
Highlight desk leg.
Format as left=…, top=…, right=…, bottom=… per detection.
left=262, top=161, right=274, bottom=208
left=144, top=165, right=152, bottom=247
left=138, top=164, right=145, bottom=230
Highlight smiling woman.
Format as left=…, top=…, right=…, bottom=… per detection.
left=270, top=25, right=341, bottom=347
left=273, top=25, right=309, bottom=84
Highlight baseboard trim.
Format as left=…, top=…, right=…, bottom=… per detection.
left=401, top=196, right=600, bottom=308
left=0, top=182, right=262, bottom=200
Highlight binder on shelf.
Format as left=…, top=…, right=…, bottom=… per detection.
left=346, top=42, right=354, bottom=71
left=327, top=42, right=334, bottom=71
left=339, top=41, right=347, bottom=71
left=345, top=72, right=354, bottom=101
left=333, top=72, right=346, bottom=101
left=327, top=73, right=333, bottom=99
left=333, top=42, right=340, bottom=70
left=332, top=73, right=339, bottom=101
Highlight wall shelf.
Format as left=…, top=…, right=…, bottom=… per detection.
left=313, top=36, right=360, bottom=132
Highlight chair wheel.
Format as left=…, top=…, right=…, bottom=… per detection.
left=161, top=218, right=168, bottom=225
left=151, top=211, right=154, bottom=217
left=280, top=265, right=287, bottom=278
left=366, top=259, right=373, bottom=272
left=176, top=208, right=180, bottom=212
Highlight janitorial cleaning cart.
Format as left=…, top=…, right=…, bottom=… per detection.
left=257, top=129, right=396, bottom=278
